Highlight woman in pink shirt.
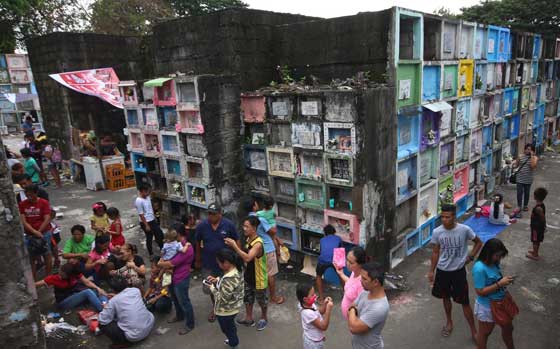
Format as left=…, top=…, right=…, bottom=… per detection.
left=85, top=234, right=112, bottom=282
left=335, top=246, right=366, bottom=319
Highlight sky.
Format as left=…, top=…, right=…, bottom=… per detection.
left=244, top=0, right=482, bottom=18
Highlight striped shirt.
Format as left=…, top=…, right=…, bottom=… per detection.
left=516, top=155, right=534, bottom=184
left=244, top=236, right=268, bottom=290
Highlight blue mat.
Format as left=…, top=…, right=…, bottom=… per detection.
left=463, top=216, right=508, bottom=243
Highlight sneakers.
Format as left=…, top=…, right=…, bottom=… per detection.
left=523, top=206, right=529, bottom=212
left=256, top=319, right=267, bottom=331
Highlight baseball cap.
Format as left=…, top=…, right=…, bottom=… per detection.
left=207, top=203, right=221, bottom=214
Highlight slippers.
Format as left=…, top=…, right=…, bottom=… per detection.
left=441, top=326, right=453, bottom=337
left=526, top=253, right=540, bottom=260
left=236, top=318, right=255, bottom=327
left=207, top=311, right=216, bottom=323
left=272, top=296, right=285, bottom=305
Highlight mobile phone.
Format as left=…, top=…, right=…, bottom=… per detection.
left=202, top=279, right=212, bottom=287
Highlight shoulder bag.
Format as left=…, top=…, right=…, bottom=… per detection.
left=490, top=292, right=519, bottom=326
left=509, top=157, right=529, bottom=184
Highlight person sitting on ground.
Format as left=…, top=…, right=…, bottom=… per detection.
left=336, top=246, right=366, bottom=320
left=35, top=263, right=108, bottom=312
left=19, top=184, right=52, bottom=280
left=20, top=148, right=41, bottom=184
left=85, top=234, right=112, bottom=283
left=105, top=207, right=125, bottom=248
left=99, top=276, right=155, bottom=348
left=206, top=248, right=245, bottom=349
left=315, top=224, right=343, bottom=302
left=158, top=229, right=191, bottom=286
left=13, top=173, right=49, bottom=203
left=107, top=243, right=146, bottom=291
left=90, top=202, right=110, bottom=235
left=488, top=193, right=515, bottom=226
left=143, top=255, right=172, bottom=314
left=527, top=187, right=548, bottom=261
left=297, top=282, right=334, bottom=349
left=11, top=162, right=25, bottom=176
left=62, top=224, right=95, bottom=263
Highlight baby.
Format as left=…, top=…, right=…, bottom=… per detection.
left=159, top=229, right=189, bottom=286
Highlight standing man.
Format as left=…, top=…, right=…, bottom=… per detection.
left=225, top=216, right=269, bottom=331
left=134, top=183, right=164, bottom=256
left=19, top=184, right=52, bottom=280
left=512, top=143, right=538, bottom=217
left=428, top=204, right=482, bottom=341
left=195, top=203, right=239, bottom=323
left=347, top=262, right=390, bottom=349
left=243, top=198, right=285, bottom=305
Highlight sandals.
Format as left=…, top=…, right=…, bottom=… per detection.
left=236, top=318, right=255, bottom=327
left=271, top=296, right=285, bottom=305
left=441, top=326, right=453, bottom=337
left=207, top=311, right=216, bottom=323
left=526, top=252, right=540, bottom=260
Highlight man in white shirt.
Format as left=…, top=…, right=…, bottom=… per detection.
left=134, top=183, right=163, bottom=256
left=99, top=276, right=155, bottom=347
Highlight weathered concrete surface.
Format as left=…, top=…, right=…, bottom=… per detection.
left=24, top=148, right=560, bottom=348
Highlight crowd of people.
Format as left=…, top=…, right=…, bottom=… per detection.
left=7, top=126, right=551, bottom=349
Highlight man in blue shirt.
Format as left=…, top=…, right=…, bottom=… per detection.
left=316, top=224, right=343, bottom=302
left=243, top=198, right=285, bottom=305
left=195, top=203, right=239, bottom=322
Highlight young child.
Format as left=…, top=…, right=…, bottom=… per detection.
left=488, top=193, right=516, bottom=225
left=90, top=202, right=110, bottom=234
left=106, top=207, right=125, bottom=247
left=527, top=187, right=548, bottom=261
left=144, top=255, right=171, bottom=313
left=296, top=283, right=334, bottom=349
left=207, top=249, right=244, bottom=349
left=159, top=229, right=190, bottom=285
left=315, top=224, right=343, bottom=302
left=256, top=197, right=276, bottom=227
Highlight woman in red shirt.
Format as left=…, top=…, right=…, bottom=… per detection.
left=35, top=263, right=108, bottom=312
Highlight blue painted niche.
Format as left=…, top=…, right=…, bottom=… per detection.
left=422, top=65, right=441, bottom=102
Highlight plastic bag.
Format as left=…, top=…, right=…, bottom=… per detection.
left=332, top=247, right=346, bottom=269
left=278, top=246, right=291, bottom=264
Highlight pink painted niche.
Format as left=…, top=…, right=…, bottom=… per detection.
left=324, top=209, right=360, bottom=244
left=153, top=80, right=177, bottom=107
left=453, top=166, right=469, bottom=202
left=241, top=94, right=266, bottom=123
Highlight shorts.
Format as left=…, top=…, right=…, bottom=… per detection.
left=25, top=231, right=53, bottom=256
left=266, top=251, right=279, bottom=277
left=202, top=268, right=223, bottom=295
left=303, top=335, right=325, bottom=349
left=474, top=300, right=494, bottom=323
left=431, top=267, right=470, bottom=305
left=531, top=228, right=544, bottom=243
left=315, top=262, right=335, bottom=276
left=243, top=282, right=268, bottom=308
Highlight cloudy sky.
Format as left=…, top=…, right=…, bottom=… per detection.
left=244, top=0, right=482, bottom=17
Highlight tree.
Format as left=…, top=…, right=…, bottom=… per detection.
left=0, top=0, right=89, bottom=49
left=90, top=0, right=175, bottom=36
left=433, top=7, right=458, bottom=19
left=460, top=0, right=560, bottom=35
left=169, top=0, right=248, bottom=17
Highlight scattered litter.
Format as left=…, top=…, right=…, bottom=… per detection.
left=520, top=286, right=541, bottom=300
left=126, top=224, right=136, bottom=229
left=44, top=322, right=86, bottom=337
left=528, top=302, right=546, bottom=313
left=385, top=273, right=404, bottom=281
left=155, top=327, right=170, bottom=335
left=547, top=278, right=560, bottom=286
left=9, top=309, right=29, bottom=322
left=47, top=312, right=61, bottom=319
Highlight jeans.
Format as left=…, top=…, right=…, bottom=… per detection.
left=170, top=277, right=195, bottom=329
left=58, top=289, right=108, bottom=312
left=217, top=314, right=239, bottom=348
left=100, top=321, right=129, bottom=345
left=141, top=220, right=164, bottom=255
left=516, top=183, right=532, bottom=208
left=147, top=296, right=172, bottom=314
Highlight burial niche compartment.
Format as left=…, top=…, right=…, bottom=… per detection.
left=295, top=151, right=323, bottom=180
left=175, top=78, right=198, bottom=110
left=419, top=147, right=438, bottom=187
left=455, top=134, right=470, bottom=166
left=241, top=94, right=266, bottom=123
left=397, top=156, right=418, bottom=203
left=324, top=209, right=360, bottom=244
left=298, top=207, right=324, bottom=233
left=158, top=107, right=178, bottom=131
left=143, top=132, right=161, bottom=156
left=178, top=110, right=204, bottom=134
left=324, top=122, right=355, bottom=154
left=398, top=109, right=420, bottom=158
left=167, top=178, right=187, bottom=202
left=125, top=108, right=141, bottom=128
left=153, top=79, right=176, bottom=107
left=119, top=81, right=139, bottom=106
left=160, top=131, right=180, bottom=156
left=421, top=108, right=440, bottom=151
left=268, top=123, right=292, bottom=146
left=266, top=147, right=294, bottom=178
left=399, top=11, right=422, bottom=61
left=267, top=95, right=295, bottom=122
left=271, top=177, right=296, bottom=203
left=276, top=223, right=297, bottom=250
left=301, top=229, right=322, bottom=255
left=296, top=179, right=325, bottom=210
left=184, top=134, right=207, bottom=158
left=327, top=185, right=360, bottom=215
left=131, top=153, right=146, bottom=173
left=325, top=154, right=353, bottom=187
left=244, top=146, right=267, bottom=172
left=185, top=156, right=209, bottom=184
left=163, top=157, right=183, bottom=178
left=249, top=174, right=270, bottom=195
left=129, top=130, right=143, bottom=152
left=291, top=122, right=322, bottom=149
left=276, top=202, right=297, bottom=224
left=142, top=106, right=159, bottom=130
left=187, top=183, right=212, bottom=208
left=423, top=15, right=442, bottom=61
left=418, top=183, right=437, bottom=225
left=439, top=141, right=455, bottom=176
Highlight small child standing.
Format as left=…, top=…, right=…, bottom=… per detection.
left=297, top=283, right=334, bottom=349
left=208, top=249, right=244, bottom=349
left=315, top=224, right=343, bottom=302
left=90, top=202, right=110, bottom=235
left=160, top=230, right=190, bottom=285
left=106, top=207, right=125, bottom=247
left=527, top=187, right=548, bottom=261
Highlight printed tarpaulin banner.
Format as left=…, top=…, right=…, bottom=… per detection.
left=49, top=68, right=123, bottom=109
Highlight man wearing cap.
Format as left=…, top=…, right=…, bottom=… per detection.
left=195, top=203, right=240, bottom=323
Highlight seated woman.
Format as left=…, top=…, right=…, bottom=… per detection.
left=144, top=255, right=172, bottom=314
left=99, top=276, right=155, bottom=348
left=489, top=193, right=515, bottom=226
left=62, top=224, right=95, bottom=263
left=35, top=263, right=108, bottom=312
left=85, top=234, right=112, bottom=282
left=108, top=243, right=146, bottom=291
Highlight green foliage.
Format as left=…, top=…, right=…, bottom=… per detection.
left=0, top=20, right=16, bottom=53
left=0, top=0, right=89, bottom=48
left=276, top=65, right=294, bottom=84
left=460, top=0, right=560, bottom=35
left=169, top=0, right=248, bottom=17
left=89, top=0, right=174, bottom=35
left=433, top=7, right=458, bottom=19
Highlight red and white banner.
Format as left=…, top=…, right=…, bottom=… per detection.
left=49, top=68, right=123, bottom=109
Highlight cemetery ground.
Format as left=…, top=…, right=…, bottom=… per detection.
left=19, top=146, right=559, bottom=348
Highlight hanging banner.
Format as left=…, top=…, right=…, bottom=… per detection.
left=49, top=68, right=123, bottom=109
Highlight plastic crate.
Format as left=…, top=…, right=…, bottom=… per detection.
left=125, top=176, right=136, bottom=188
left=106, top=177, right=126, bottom=191
left=106, top=164, right=125, bottom=179
left=124, top=168, right=134, bottom=177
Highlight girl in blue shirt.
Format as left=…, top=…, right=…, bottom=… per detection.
left=472, top=238, right=515, bottom=349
